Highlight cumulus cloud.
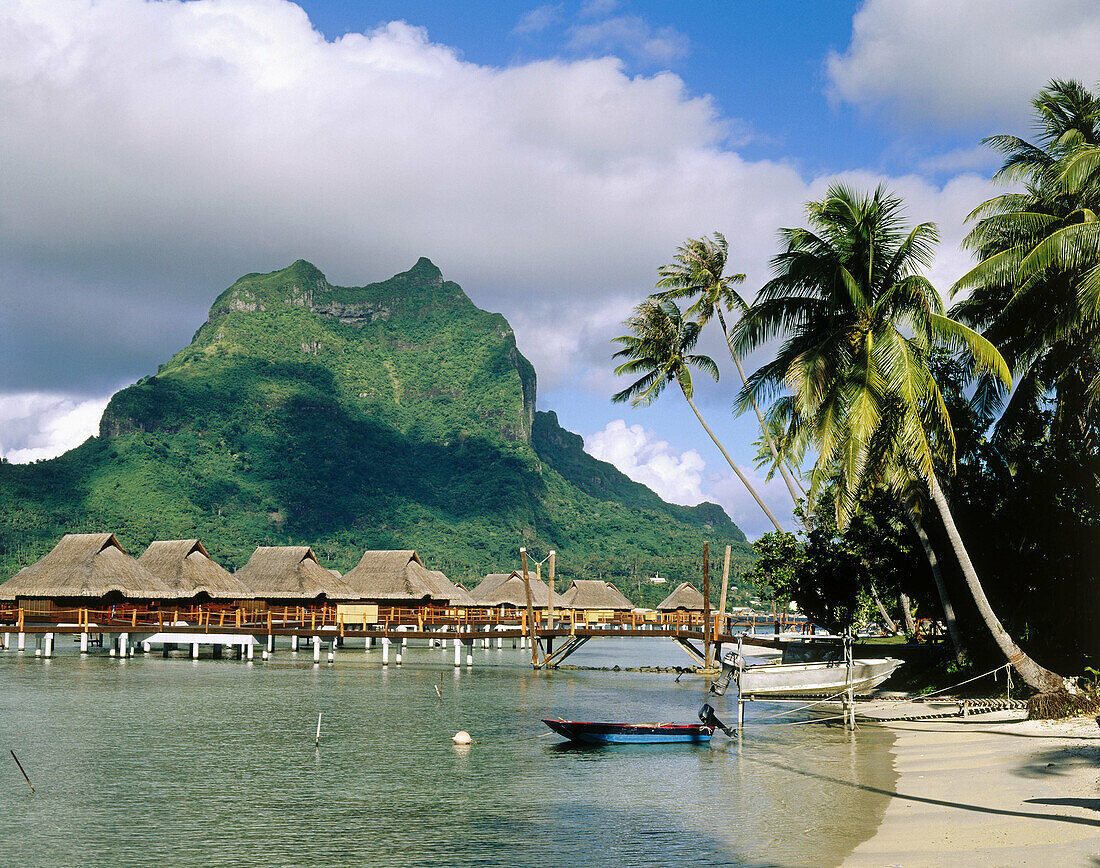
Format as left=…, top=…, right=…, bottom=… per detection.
left=0, top=393, right=113, bottom=463
left=0, top=0, right=1004, bottom=464
left=584, top=418, right=796, bottom=539
left=585, top=419, right=707, bottom=504
left=827, top=0, right=1100, bottom=128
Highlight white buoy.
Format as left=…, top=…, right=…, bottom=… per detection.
left=109, top=648, right=116, bottom=657
left=262, top=649, right=269, bottom=660
left=452, top=731, right=472, bottom=745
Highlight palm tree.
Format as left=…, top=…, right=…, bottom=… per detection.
left=735, top=183, right=1063, bottom=693
left=612, top=298, right=785, bottom=532
left=953, top=80, right=1100, bottom=449
left=652, top=233, right=806, bottom=505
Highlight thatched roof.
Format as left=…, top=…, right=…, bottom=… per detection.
left=341, top=550, right=455, bottom=603
left=234, top=546, right=359, bottom=600
left=470, top=571, right=551, bottom=608
left=428, top=570, right=475, bottom=607
left=0, top=533, right=185, bottom=601
left=138, top=540, right=253, bottom=600
left=559, top=579, right=634, bottom=611
left=656, top=581, right=705, bottom=612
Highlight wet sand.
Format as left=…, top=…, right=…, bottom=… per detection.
left=844, top=706, right=1100, bottom=866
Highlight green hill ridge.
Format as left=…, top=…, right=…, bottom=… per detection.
left=0, top=259, right=751, bottom=605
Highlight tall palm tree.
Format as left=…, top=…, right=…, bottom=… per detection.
left=612, top=298, right=785, bottom=532
left=652, top=233, right=806, bottom=505
left=954, top=80, right=1100, bottom=449
left=735, top=183, right=1063, bottom=693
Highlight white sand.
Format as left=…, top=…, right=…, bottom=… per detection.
left=844, top=707, right=1100, bottom=866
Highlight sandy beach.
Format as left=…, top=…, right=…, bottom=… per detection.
left=844, top=706, right=1100, bottom=866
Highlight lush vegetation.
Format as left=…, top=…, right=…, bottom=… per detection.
left=0, top=259, right=751, bottom=596
left=614, top=80, right=1100, bottom=691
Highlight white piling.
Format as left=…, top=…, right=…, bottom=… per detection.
left=291, top=635, right=299, bottom=652
left=247, top=642, right=254, bottom=661
left=44, top=633, right=54, bottom=658
left=142, top=641, right=151, bottom=653
left=2, top=632, right=9, bottom=650
left=262, top=649, right=269, bottom=660
left=382, top=637, right=390, bottom=666
left=191, top=642, right=199, bottom=659
left=496, top=628, right=503, bottom=649
left=466, top=640, right=473, bottom=668
left=80, top=632, right=89, bottom=654
left=312, top=636, right=321, bottom=663
left=119, top=632, right=129, bottom=658
left=266, top=634, right=274, bottom=653
left=454, top=637, right=461, bottom=667
left=18, top=632, right=25, bottom=652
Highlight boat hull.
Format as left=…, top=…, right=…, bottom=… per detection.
left=736, top=657, right=903, bottom=697
left=542, top=719, right=713, bottom=744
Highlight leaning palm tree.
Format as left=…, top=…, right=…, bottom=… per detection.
left=954, top=80, right=1100, bottom=448
left=735, top=183, right=1063, bottom=693
left=652, top=233, right=806, bottom=504
left=612, top=298, right=785, bottom=532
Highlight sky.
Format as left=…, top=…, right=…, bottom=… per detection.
left=2, top=0, right=1100, bottom=538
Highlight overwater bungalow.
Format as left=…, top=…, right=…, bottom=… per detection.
left=428, top=570, right=475, bottom=607
left=341, top=550, right=460, bottom=606
left=470, top=571, right=551, bottom=608
left=233, top=546, right=358, bottom=606
left=656, top=581, right=705, bottom=613
left=138, top=540, right=253, bottom=604
left=558, top=579, right=635, bottom=613
left=0, top=533, right=185, bottom=619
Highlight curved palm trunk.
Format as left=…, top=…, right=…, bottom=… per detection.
left=927, top=473, right=1063, bottom=693
left=867, top=581, right=897, bottom=634
left=715, top=310, right=805, bottom=505
left=898, top=592, right=917, bottom=635
left=904, top=507, right=966, bottom=666
left=681, top=390, right=785, bottom=533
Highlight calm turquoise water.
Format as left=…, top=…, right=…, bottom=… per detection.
left=0, top=637, right=895, bottom=867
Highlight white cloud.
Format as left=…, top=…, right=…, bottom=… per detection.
left=513, top=4, right=563, bottom=36
left=0, top=0, right=1006, bottom=465
left=585, top=420, right=707, bottom=505
left=827, top=0, right=1100, bottom=128
left=568, top=15, right=689, bottom=66
left=0, top=393, right=112, bottom=464
left=584, top=418, right=796, bottom=539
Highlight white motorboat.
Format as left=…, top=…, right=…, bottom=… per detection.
left=710, top=640, right=903, bottom=697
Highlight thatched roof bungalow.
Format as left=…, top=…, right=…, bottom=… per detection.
left=470, top=571, right=551, bottom=608
left=0, top=533, right=184, bottom=611
left=138, top=540, right=253, bottom=602
left=656, top=581, right=705, bottom=612
left=341, top=550, right=460, bottom=605
left=428, top=570, right=475, bottom=607
left=234, top=546, right=358, bottom=602
left=558, top=579, right=634, bottom=611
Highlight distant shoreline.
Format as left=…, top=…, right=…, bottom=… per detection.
left=844, top=712, right=1100, bottom=866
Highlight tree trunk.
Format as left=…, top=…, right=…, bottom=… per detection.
left=898, top=592, right=917, bottom=635
left=927, top=473, right=1063, bottom=693
left=904, top=506, right=967, bottom=666
left=682, top=391, right=785, bottom=532
left=867, top=582, right=897, bottom=634
left=716, top=309, right=804, bottom=504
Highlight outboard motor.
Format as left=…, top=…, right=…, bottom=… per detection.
left=709, top=651, right=744, bottom=696
left=699, top=702, right=735, bottom=737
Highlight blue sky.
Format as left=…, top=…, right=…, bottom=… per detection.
left=2, top=0, right=1099, bottom=537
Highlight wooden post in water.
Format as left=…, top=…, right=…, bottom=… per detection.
left=716, top=544, right=731, bottom=660
left=520, top=547, right=537, bottom=667
left=547, top=551, right=556, bottom=631
left=702, top=542, right=712, bottom=668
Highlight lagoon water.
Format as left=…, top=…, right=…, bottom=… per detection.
left=0, top=638, right=895, bottom=867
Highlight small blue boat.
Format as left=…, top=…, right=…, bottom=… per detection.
left=542, top=704, right=733, bottom=744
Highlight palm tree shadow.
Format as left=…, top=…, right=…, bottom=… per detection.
left=739, top=751, right=1100, bottom=830
left=1025, top=797, right=1100, bottom=812
left=1013, top=745, right=1100, bottom=779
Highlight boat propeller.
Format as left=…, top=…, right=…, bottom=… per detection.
left=699, top=703, right=734, bottom=737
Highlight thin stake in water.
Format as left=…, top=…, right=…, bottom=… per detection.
left=10, top=750, right=34, bottom=794
left=315, top=712, right=322, bottom=746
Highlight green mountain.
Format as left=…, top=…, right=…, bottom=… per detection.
left=0, top=259, right=752, bottom=604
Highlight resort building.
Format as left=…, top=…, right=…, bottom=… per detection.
left=558, top=579, right=634, bottom=613
left=138, top=539, right=253, bottom=604
left=656, top=581, right=705, bottom=613
left=234, top=546, right=360, bottom=604
left=470, top=570, right=551, bottom=608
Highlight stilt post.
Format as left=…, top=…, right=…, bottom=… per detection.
left=520, top=547, right=537, bottom=668
left=702, top=541, right=712, bottom=668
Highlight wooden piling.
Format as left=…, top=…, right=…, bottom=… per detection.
left=702, top=542, right=712, bottom=668
left=520, top=547, right=537, bottom=667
